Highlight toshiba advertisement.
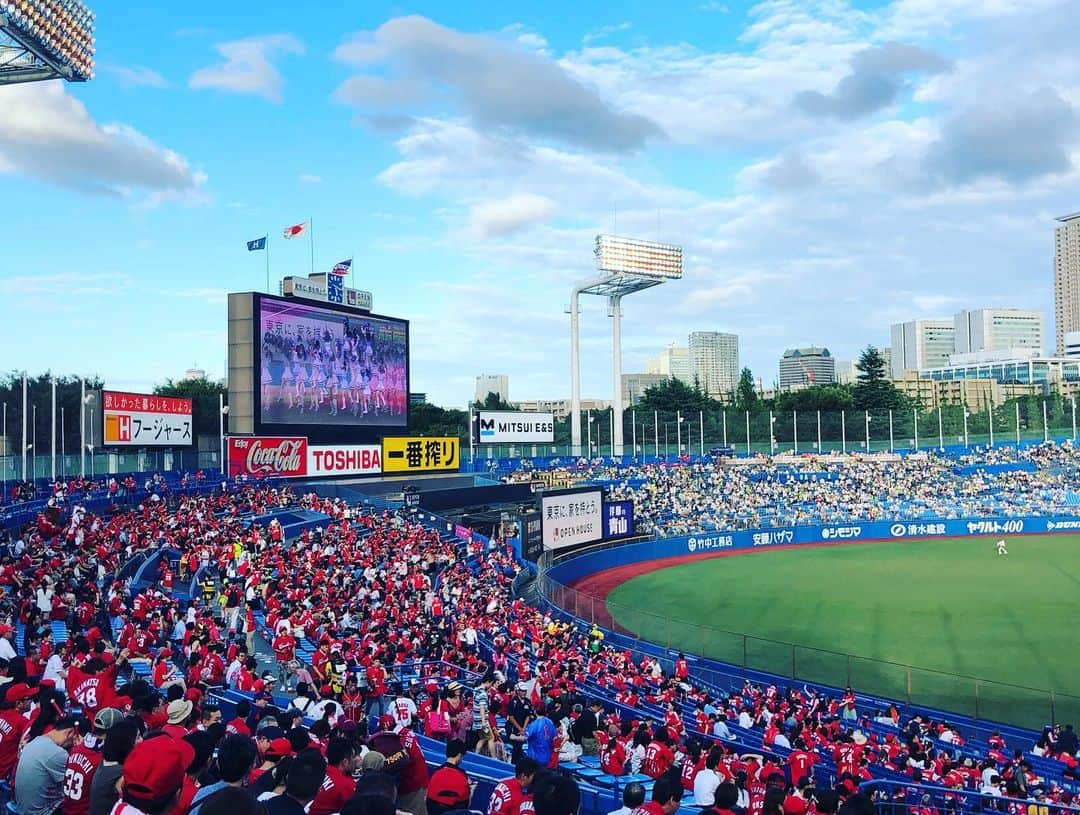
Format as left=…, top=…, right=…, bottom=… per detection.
left=228, top=437, right=381, bottom=478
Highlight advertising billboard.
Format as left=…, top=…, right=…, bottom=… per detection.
left=102, top=391, right=192, bottom=447
left=228, top=437, right=383, bottom=478
left=307, top=444, right=381, bottom=477
left=602, top=500, right=636, bottom=540
left=228, top=436, right=308, bottom=478
left=382, top=436, right=460, bottom=473
left=541, top=488, right=603, bottom=550
left=520, top=511, right=543, bottom=563
left=475, top=411, right=555, bottom=444
left=256, top=295, right=408, bottom=439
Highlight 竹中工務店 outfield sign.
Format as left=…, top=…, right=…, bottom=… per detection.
left=542, top=489, right=603, bottom=549
left=475, top=411, right=555, bottom=444
left=103, top=391, right=192, bottom=447
left=382, top=436, right=460, bottom=472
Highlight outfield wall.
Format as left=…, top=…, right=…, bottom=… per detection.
left=541, top=514, right=1080, bottom=586
left=537, top=513, right=1080, bottom=731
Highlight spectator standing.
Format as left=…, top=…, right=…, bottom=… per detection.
left=264, top=750, right=327, bottom=815
left=62, top=709, right=124, bottom=815
left=427, top=740, right=471, bottom=815
left=487, top=757, right=539, bottom=815
left=188, top=735, right=258, bottom=815
left=115, top=735, right=196, bottom=815
left=0, top=683, right=35, bottom=779
left=87, top=721, right=139, bottom=815
left=307, top=739, right=358, bottom=815
left=524, top=710, right=557, bottom=768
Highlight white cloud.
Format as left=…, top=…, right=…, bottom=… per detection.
left=189, top=34, right=304, bottom=103
left=105, top=65, right=170, bottom=89
left=340, top=1, right=1080, bottom=403
left=298, top=173, right=322, bottom=184
left=0, top=82, right=202, bottom=198
left=469, top=193, right=557, bottom=238
left=334, top=16, right=662, bottom=153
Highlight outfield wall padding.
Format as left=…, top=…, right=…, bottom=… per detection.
left=543, top=515, right=1080, bottom=586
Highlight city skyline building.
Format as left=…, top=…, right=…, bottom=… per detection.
left=1055, top=213, right=1080, bottom=356
left=779, top=347, right=835, bottom=390
left=689, top=331, right=739, bottom=397
left=953, top=308, right=1044, bottom=356
left=890, top=319, right=955, bottom=378
left=474, top=374, right=509, bottom=404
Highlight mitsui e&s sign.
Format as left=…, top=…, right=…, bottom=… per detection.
left=474, top=411, right=555, bottom=444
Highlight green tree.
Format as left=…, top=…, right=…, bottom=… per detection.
left=638, top=378, right=720, bottom=415
left=473, top=391, right=514, bottom=411
left=154, top=376, right=226, bottom=399
left=851, top=346, right=908, bottom=411
left=734, top=367, right=759, bottom=413
left=153, top=375, right=227, bottom=438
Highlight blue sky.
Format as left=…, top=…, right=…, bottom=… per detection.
left=3, top=0, right=1079, bottom=405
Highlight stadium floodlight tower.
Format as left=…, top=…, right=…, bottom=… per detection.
left=569, top=235, right=683, bottom=457
left=0, top=0, right=95, bottom=85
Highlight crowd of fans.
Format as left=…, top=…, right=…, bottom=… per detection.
left=510, top=443, right=1080, bottom=535
left=0, top=457, right=1075, bottom=815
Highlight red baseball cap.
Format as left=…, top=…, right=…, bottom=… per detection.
left=378, top=714, right=395, bottom=731
left=265, top=738, right=292, bottom=758
left=123, top=737, right=195, bottom=802
left=0, top=626, right=13, bottom=636
left=4, top=683, right=35, bottom=702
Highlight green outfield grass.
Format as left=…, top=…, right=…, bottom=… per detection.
left=605, top=534, right=1080, bottom=729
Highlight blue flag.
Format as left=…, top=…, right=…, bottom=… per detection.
left=247, top=236, right=267, bottom=251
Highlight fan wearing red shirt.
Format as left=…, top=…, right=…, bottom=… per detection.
left=66, top=652, right=131, bottom=721
left=787, top=741, right=817, bottom=786
left=308, top=739, right=359, bottom=815
left=62, top=708, right=122, bottom=815
left=642, top=730, right=675, bottom=779
left=397, top=728, right=431, bottom=815
left=629, top=776, right=683, bottom=815
left=486, top=757, right=540, bottom=815
left=600, top=728, right=628, bottom=776
left=0, top=683, right=34, bottom=779
left=271, top=629, right=296, bottom=689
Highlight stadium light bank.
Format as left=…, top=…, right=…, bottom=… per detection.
left=568, top=235, right=683, bottom=457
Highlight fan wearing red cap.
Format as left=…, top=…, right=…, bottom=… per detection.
left=0, top=682, right=34, bottom=778
left=118, top=734, right=195, bottom=815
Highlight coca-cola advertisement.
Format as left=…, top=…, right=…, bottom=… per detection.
left=228, top=436, right=308, bottom=478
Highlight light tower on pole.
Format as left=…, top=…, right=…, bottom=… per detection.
left=569, top=235, right=683, bottom=456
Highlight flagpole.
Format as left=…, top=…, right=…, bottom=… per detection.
left=265, top=235, right=270, bottom=293
left=309, top=217, right=315, bottom=276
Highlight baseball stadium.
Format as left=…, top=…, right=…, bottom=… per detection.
left=6, top=3, right=1080, bottom=815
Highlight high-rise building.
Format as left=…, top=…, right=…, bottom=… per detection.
left=1055, top=213, right=1080, bottom=355
left=621, top=373, right=670, bottom=406
left=645, top=345, right=691, bottom=383
left=953, top=309, right=1044, bottom=355
left=689, top=332, right=739, bottom=397
left=474, top=374, right=509, bottom=404
left=778, top=347, right=835, bottom=390
left=890, top=319, right=955, bottom=378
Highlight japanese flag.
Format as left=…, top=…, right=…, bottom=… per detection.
left=519, top=677, right=543, bottom=708
left=283, top=221, right=308, bottom=239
